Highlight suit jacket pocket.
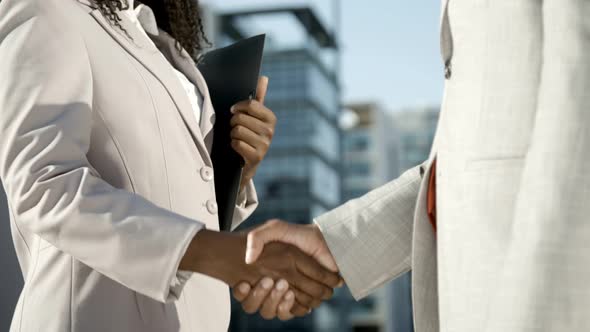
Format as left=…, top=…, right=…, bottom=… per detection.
left=465, top=156, right=524, bottom=172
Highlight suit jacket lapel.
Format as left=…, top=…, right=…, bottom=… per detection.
left=412, top=157, right=440, bottom=332
left=192, top=69, right=216, bottom=145
left=89, top=7, right=213, bottom=166
left=148, top=31, right=216, bottom=146
left=440, top=0, right=453, bottom=75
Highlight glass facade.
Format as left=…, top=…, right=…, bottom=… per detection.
left=226, top=9, right=342, bottom=332
left=340, top=105, right=403, bottom=332
left=387, top=107, right=440, bottom=332
left=342, top=130, right=373, bottom=202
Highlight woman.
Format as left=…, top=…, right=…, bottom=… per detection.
left=0, top=0, right=340, bottom=331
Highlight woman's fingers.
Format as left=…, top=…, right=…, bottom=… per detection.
left=277, top=291, right=296, bottom=321
left=231, top=99, right=276, bottom=125
left=256, top=76, right=269, bottom=104
left=230, top=114, right=274, bottom=168
left=259, top=279, right=290, bottom=320
left=230, top=112, right=274, bottom=139
left=240, top=277, right=274, bottom=314
left=232, top=282, right=251, bottom=302
left=233, top=279, right=298, bottom=321
left=231, top=139, right=260, bottom=166
left=231, top=125, right=270, bottom=152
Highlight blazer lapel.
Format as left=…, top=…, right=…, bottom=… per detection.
left=76, top=0, right=93, bottom=6
left=440, top=0, right=453, bottom=78
left=411, top=156, right=440, bottom=332
left=192, top=69, right=216, bottom=144
left=89, top=8, right=213, bottom=166
left=148, top=31, right=216, bottom=145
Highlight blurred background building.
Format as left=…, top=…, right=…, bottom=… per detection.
left=208, top=4, right=345, bottom=332
left=341, top=102, right=400, bottom=202
left=338, top=104, right=439, bottom=332
left=341, top=102, right=400, bottom=332
left=388, top=106, right=440, bottom=332
left=392, top=107, right=440, bottom=170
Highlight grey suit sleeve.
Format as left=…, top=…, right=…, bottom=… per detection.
left=487, top=1, right=590, bottom=330
left=315, top=165, right=423, bottom=300
left=0, top=7, right=203, bottom=303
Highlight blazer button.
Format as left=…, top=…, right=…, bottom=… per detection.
left=200, top=166, right=214, bottom=182
left=206, top=200, right=218, bottom=214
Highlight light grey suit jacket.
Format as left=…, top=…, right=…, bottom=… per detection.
left=0, top=0, right=258, bottom=331
left=316, top=0, right=590, bottom=331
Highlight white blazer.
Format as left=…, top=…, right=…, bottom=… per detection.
left=0, top=0, right=258, bottom=331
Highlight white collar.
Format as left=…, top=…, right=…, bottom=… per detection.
left=123, top=0, right=137, bottom=22
left=122, top=1, right=159, bottom=36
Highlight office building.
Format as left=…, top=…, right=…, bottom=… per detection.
left=210, top=5, right=343, bottom=332
left=392, top=107, right=439, bottom=170
left=341, top=102, right=400, bottom=202
left=341, top=102, right=400, bottom=332
left=341, top=105, right=440, bottom=332
left=387, top=106, right=440, bottom=332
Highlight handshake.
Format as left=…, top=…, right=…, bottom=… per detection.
left=181, top=220, right=341, bottom=321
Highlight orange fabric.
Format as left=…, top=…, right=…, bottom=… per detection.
left=427, top=159, right=437, bottom=233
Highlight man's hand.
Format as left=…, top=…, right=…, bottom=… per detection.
left=232, top=220, right=342, bottom=320
left=244, top=241, right=340, bottom=308
left=179, top=230, right=340, bottom=317
left=230, top=76, right=276, bottom=190
left=245, top=220, right=338, bottom=272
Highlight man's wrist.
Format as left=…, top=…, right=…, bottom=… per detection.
left=309, top=222, right=324, bottom=241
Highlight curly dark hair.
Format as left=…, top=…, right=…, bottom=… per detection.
left=93, top=0, right=210, bottom=59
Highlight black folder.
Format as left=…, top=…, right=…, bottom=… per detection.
left=197, top=34, right=266, bottom=231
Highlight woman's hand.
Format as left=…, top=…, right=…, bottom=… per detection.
left=179, top=229, right=340, bottom=317
left=232, top=278, right=296, bottom=321
left=232, top=220, right=343, bottom=320
left=230, top=76, right=276, bottom=190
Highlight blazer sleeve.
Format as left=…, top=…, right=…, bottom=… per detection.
left=0, top=5, right=203, bottom=303
left=315, top=164, right=423, bottom=300
left=486, top=1, right=590, bottom=330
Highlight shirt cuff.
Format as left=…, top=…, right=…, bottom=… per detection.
left=170, top=270, right=194, bottom=300
left=166, top=225, right=205, bottom=301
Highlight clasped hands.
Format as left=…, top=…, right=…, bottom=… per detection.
left=180, top=220, right=340, bottom=320
left=233, top=220, right=340, bottom=320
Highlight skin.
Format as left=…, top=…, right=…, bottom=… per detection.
left=233, top=278, right=297, bottom=320
left=233, top=220, right=342, bottom=319
left=178, top=229, right=341, bottom=314
left=231, top=76, right=276, bottom=191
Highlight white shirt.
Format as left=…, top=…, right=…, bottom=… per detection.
left=123, top=1, right=203, bottom=126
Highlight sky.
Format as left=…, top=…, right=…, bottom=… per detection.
left=201, top=0, right=445, bottom=112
